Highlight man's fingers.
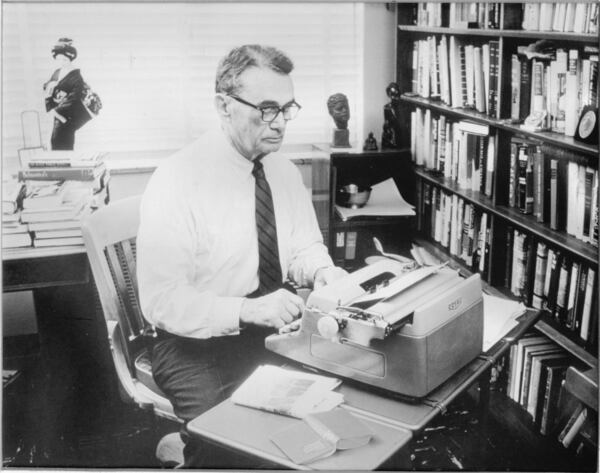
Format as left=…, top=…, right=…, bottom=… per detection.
left=280, top=310, right=294, bottom=324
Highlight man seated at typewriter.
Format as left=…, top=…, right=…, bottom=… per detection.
left=137, top=44, right=346, bottom=466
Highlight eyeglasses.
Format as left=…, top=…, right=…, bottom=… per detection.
left=227, top=94, right=301, bottom=123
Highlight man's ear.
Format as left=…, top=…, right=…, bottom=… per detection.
left=214, top=93, right=230, bottom=120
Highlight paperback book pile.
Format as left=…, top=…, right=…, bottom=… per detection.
left=17, top=150, right=110, bottom=248
left=2, top=179, right=30, bottom=249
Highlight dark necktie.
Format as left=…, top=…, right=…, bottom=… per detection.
left=253, top=159, right=283, bottom=295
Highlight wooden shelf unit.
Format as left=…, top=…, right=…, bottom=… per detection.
left=396, top=2, right=598, bottom=467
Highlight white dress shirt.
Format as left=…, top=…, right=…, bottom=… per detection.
left=137, top=128, right=333, bottom=339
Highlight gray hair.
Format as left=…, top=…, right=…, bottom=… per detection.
left=215, top=44, right=294, bottom=94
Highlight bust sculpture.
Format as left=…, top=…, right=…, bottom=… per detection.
left=327, top=93, right=351, bottom=148
left=382, top=82, right=401, bottom=149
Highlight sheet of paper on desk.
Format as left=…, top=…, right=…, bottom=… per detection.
left=231, top=364, right=343, bottom=419
left=335, top=177, right=416, bottom=221
left=483, top=294, right=526, bottom=351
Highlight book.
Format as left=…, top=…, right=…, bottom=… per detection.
left=531, top=242, right=548, bottom=309
left=558, top=404, right=587, bottom=447
left=230, top=365, right=343, bottom=419
left=539, top=361, right=570, bottom=435
left=565, top=262, right=581, bottom=330
left=520, top=342, right=558, bottom=408
left=526, top=350, right=566, bottom=420
left=32, top=236, right=84, bottom=247
left=18, top=162, right=106, bottom=182
left=26, top=150, right=107, bottom=168
left=2, top=180, right=25, bottom=215
left=20, top=199, right=87, bottom=223
left=304, top=408, right=373, bottom=450
left=510, top=335, right=549, bottom=402
left=579, top=268, right=596, bottom=341
left=22, top=180, right=71, bottom=210
left=2, top=232, right=32, bottom=249
left=34, top=228, right=83, bottom=239
left=554, top=256, right=571, bottom=324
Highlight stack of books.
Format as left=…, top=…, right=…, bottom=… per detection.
left=17, top=151, right=110, bottom=248
left=2, top=179, right=30, bottom=249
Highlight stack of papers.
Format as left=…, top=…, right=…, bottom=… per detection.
left=231, top=365, right=343, bottom=419
left=483, top=294, right=527, bottom=351
left=335, top=178, right=415, bottom=221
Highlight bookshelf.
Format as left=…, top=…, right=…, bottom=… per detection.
left=396, top=2, right=598, bottom=466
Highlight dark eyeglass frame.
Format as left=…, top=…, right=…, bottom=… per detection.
left=227, top=94, right=301, bottom=123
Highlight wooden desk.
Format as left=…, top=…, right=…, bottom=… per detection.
left=2, top=245, right=118, bottom=454
left=187, top=310, right=541, bottom=470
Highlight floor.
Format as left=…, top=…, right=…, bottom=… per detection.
left=2, top=335, right=595, bottom=470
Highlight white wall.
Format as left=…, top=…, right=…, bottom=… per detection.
left=361, top=3, right=397, bottom=147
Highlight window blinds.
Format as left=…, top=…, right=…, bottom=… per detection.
left=2, top=3, right=362, bottom=159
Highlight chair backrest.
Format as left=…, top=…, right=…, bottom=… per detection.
left=81, top=195, right=154, bottom=375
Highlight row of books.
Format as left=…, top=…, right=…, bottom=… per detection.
left=511, top=47, right=598, bottom=136
left=505, top=333, right=575, bottom=436
left=410, top=35, right=500, bottom=116
left=413, top=3, right=522, bottom=30
left=2, top=180, right=31, bottom=249
left=522, top=3, right=598, bottom=34
left=420, top=183, right=491, bottom=278
left=2, top=150, right=109, bottom=249
left=503, top=229, right=597, bottom=346
left=411, top=111, right=495, bottom=197
left=508, top=139, right=599, bottom=246
left=412, top=3, right=598, bottom=34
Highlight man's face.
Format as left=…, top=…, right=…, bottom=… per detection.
left=331, top=100, right=349, bottom=122
left=227, top=67, right=294, bottom=160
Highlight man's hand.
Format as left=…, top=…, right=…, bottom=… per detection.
left=313, top=266, right=348, bottom=290
left=240, top=288, right=304, bottom=329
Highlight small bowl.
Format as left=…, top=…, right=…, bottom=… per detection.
left=336, top=184, right=371, bottom=209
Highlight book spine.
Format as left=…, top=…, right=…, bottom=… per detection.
left=517, top=145, right=529, bottom=213
left=531, top=242, right=548, bottom=309
left=18, top=167, right=98, bottom=181
left=509, top=141, right=519, bottom=207
left=565, top=49, right=579, bottom=137
left=579, top=268, right=596, bottom=341
left=511, top=54, right=521, bottom=121
left=519, top=56, right=532, bottom=121
left=488, top=40, right=499, bottom=117
left=533, top=146, right=544, bottom=222
left=554, top=257, right=571, bottom=324
left=565, top=262, right=580, bottom=330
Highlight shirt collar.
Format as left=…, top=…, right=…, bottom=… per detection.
left=213, top=126, right=256, bottom=177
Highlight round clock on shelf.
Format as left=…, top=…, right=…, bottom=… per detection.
left=574, top=106, right=599, bottom=145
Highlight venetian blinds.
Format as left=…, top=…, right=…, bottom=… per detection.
left=2, top=3, right=362, bottom=159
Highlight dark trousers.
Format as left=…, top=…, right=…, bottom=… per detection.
left=51, top=118, right=76, bottom=150
left=151, top=326, right=277, bottom=467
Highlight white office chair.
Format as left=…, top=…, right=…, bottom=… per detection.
left=81, top=195, right=184, bottom=466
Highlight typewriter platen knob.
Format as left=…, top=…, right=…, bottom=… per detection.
left=317, top=315, right=340, bottom=339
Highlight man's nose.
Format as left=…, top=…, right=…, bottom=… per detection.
left=269, top=111, right=286, bottom=131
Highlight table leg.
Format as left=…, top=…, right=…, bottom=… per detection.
left=27, top=282, right=118, bottom=462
